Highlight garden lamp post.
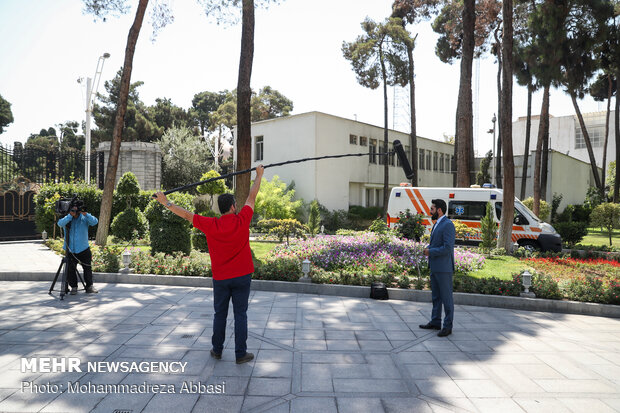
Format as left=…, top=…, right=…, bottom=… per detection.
left=122, top=249, right=132, bottom=272
left=42, top=230, right=47, bottom=241
left=300, top=259, right=311, bottom=283
left=520, top=270, right=535, bottom=298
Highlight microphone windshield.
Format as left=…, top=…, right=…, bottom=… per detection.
left=394, top=140, right=414, bottom=179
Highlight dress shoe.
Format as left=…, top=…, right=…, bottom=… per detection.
left=69, top=287, right=78, bottom=295
left=419, top=323, right=441, bottom=330
left=85, top=286, right=98, bottom=294
left=437, top=328, right=452, bottom=337
left=235, top=352, right=254, bottom=364
left=210, top=349, right=221, bottom=360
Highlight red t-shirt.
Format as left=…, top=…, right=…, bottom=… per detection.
left=193, top=205, right=254, bottom=280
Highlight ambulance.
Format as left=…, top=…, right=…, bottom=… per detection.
left=386, top=185, right=562, bottom=252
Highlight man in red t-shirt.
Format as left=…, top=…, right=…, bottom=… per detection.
left=154, top=165, right=264, bottom=364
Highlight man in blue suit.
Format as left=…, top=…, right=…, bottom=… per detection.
left=420, top=199, right=455, bottom=337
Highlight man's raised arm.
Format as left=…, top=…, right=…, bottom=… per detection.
left=245, top=165, right=264, bottom=210
left=154, top=192, right=194, bottom=223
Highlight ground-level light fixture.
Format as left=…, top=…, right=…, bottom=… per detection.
left=520, top=270, right=535, bottom=298
left=300, top=259, right=311, bottom=283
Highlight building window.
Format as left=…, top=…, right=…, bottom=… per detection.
left=360, top=136, right=368, bottom=146
left=426, top=150, right=431, bottom=171
left=575, top=121, right=604, bottom=149
left=369, top=139, right=377, bottom=164
left=439, top=154, right=445, bottom=172
left=419, top=148, right=425, bottom=170
left=349, top=134, right=357, bottom=145
left=433, top=152, right=438, bottom=171
left=450, top=155, right=454, bottom=172
left=255, top=136, right=263, bottom=161
left=389, top=143, right=395, bottom=166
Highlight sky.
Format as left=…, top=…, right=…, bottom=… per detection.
left=0, top=0, right=608, bottom=156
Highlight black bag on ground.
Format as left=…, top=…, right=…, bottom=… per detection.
left=370, top=282, right=389, bottom=300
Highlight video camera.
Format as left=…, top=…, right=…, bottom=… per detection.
left=55, top=195, right=86, bottom=215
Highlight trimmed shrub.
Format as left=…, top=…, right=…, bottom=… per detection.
left=110, top=207, right=149, bottom=241
left=257, top=218, right=308, bottom=244
left=116, top=171, right=140, bottom=208
left=480, top=202, right=497, bottom=252
left=253, top=257, right=302, bottom=282
left=145, top=192, right=194, bottom=255
left=554, top=221, right=588, bottom=247
left=529, top=272, right=562, bottom=299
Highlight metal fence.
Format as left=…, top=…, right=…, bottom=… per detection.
left=0, top=144, right=101, bottom=186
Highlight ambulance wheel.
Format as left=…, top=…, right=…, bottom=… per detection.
left=519, top=240, right=540, bottom=252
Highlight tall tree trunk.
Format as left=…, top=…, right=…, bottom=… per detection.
left=95, top=0, right=148, bottom=246
left=381, top=48, right=389, bottom=214
left=570, top=92, right=603, bottom=193
left=455, top=0, right=475, bottom=187
left=615, top=79, right=620, bottom=203
left=602, top=74, right=612, bottom=192
left=498, top=0, right=514, bottom=251
left=407, top=44, right=418, bottom=187
left=234, top=0, right=255, bottom=205
left=520, top=82, right=533, bottom=200
left=533, top=84, right=549, bottom=216
left=541, top=121, right=549, bottom=200
left=495, top=34, right=502, bottom=189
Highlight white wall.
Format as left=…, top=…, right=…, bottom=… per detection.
left=512, top=111, right=617, bottom=174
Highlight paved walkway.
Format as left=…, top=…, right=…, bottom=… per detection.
left=0, top=243, right=619, bottom=412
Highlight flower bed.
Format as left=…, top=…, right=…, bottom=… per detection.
left=525, top=257, right=620, bottom=304
left=257, top=234, right=486, bottom=288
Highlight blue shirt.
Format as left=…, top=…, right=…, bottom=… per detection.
left=57, top=213, right=98, bottom=254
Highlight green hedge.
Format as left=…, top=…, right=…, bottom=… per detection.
left=145, top=193, right=194, bottom=255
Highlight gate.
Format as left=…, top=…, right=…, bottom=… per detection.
left=0, top=177, right=40, bottom=241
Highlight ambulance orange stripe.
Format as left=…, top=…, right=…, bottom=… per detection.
left=513, top=226, right=524, bottom=231
left=531, top=227, right=542, bottom=232
left=413, top=189, right=431, bottom=215
left=404, top=189, right=424, bottom=215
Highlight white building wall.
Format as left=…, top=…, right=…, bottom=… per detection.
left=512, top=111, right=617, bottom=173
left=249, top=112, right=454, bottom=211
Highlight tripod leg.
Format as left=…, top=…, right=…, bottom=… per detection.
left=60, top=258, right=69, bottom=301
left=49, top=259, right=64, bottom=294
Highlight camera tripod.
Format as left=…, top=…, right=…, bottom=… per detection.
left=47, top=220, right=85, bottom=300
left=48, top=253, right=86, bottom=300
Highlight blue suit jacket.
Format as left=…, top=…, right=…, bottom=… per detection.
left=428, top=216, right=455, bottom=273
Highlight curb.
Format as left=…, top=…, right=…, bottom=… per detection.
left=1, top=271, right=619, bottom=318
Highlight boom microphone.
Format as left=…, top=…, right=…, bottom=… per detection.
left=393, top=140, right=414, bottom=179
left=154, top=150, right=392, bottom=197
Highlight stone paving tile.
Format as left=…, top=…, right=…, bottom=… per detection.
left=2, top=279, right=620, bottom=412
left=336, top=397, right=385, bottom=413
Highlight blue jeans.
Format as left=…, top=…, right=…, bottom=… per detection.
left=212, top=274, right=251, bottom=358
left=429, top=271, right=454, bottom=329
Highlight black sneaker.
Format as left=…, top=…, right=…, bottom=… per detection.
left=235, top=352, right=254, bottom=364
left=210, top=349, right=222, bottom=360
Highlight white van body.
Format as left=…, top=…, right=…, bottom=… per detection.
left=386, top=186, right=562, bottom=252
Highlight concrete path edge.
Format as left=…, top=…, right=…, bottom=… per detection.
left=1, top=270, right=619, bottom=318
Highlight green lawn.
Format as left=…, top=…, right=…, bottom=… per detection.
left=469, top=255, right=532, bottom=280
left=251, top=241, right=281, bottom=260
left=580, top=227, right=620, bottom=248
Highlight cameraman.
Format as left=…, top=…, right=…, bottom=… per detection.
left=57, top=204, right=99, bottom=295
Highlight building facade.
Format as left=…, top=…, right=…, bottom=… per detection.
left=512, top=110, right=617, bottom=174
left=97, top=141, right=161, bottom=190
left=479, top=150, right=602, bottom=211
left=246, top=112, right=454, bottom=210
